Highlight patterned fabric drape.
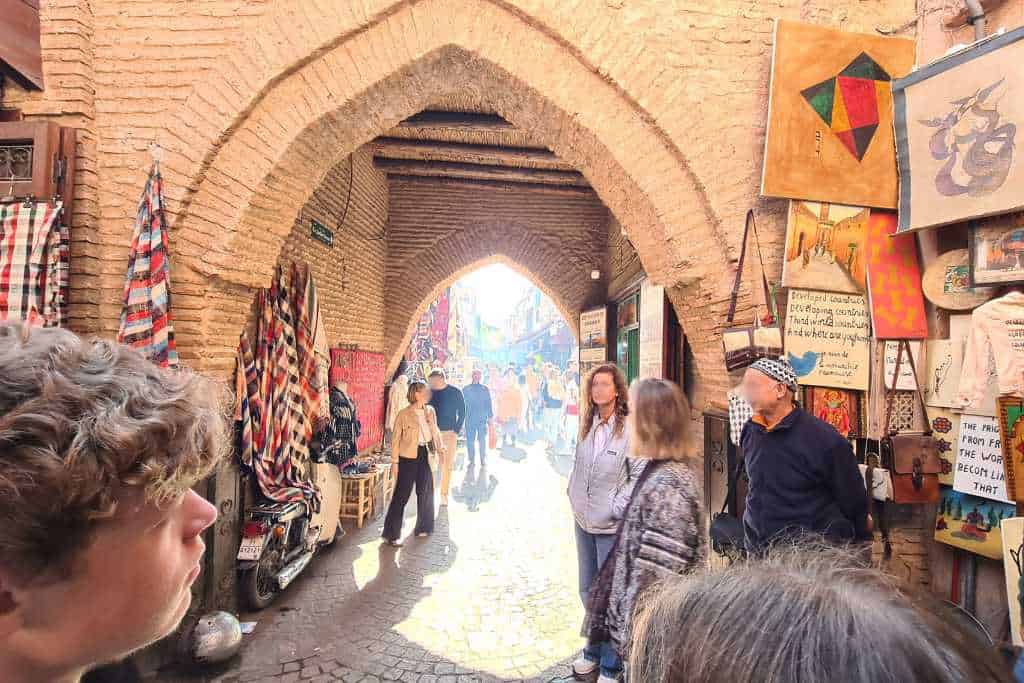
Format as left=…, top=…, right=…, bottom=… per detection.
left=235, top=263, right=324, bottom=509
left=117, top=163, right=179, bottom=367
left=0, top=200, right=66, bottom=327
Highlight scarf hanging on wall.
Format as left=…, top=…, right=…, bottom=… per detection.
left=117, top=163, right=179, bottom=367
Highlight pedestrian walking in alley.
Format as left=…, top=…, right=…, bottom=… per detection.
left=463, top=369, right=493, bottom=466
left=542, top=365, right=566, bottom=451
left=0, top=323, right=225, bottom=683
left=582, top=379, right=706, bottom=682
left=497, top=368, right=524, bottom=449
left=428, top=369, right=465, bottom=506
left=628, top=545, right=1011, bottom=683
left=383, top=381, right=446, bottom=545
left=739, top=356, right=870, bottom=553
left=525, top=366, right=540, bottom=431
left=567, top=364, right=644, bottom=682
left=563, top=369, right=580, bottom=452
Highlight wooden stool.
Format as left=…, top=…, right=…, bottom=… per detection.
left=339, top=475, right=373, bottom=528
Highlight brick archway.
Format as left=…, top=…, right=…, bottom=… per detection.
left=157, top=0, right=733, bottom=410
left=386, top=233, right=592, bottom=378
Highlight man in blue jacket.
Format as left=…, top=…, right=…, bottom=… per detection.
left=462, top=369, right=493, bottom=466
left=740, top=357, right=870, bottom=552
left=428, top=369, right=465, bottom=506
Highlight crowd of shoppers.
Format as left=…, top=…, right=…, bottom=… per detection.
left=1, top=323, right=1014, bottom=683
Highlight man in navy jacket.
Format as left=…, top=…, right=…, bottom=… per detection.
left=739, top=357, right=870, bottom=552
left=428, top=369, right=465, bottom=506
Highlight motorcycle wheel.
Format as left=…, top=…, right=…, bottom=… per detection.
left=243, top=541, right=281, bottom=610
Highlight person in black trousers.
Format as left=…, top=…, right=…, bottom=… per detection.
left=382, top=381, right=447, bottom=546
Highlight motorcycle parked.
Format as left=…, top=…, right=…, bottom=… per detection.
left=237, top=462, right=343, bottom=609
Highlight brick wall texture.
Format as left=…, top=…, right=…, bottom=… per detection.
left=277, top=149, right=388, bottom=353
left=6, top=0, right=1015, bottom=599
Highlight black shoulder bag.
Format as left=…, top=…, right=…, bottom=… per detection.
left=710, top=457, right=746, bottom=557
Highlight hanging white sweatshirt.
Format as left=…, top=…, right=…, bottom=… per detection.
left=955, top=292, right=1024, bottom=410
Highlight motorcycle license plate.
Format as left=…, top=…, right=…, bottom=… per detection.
left=237, top=535, right=266, bottom=561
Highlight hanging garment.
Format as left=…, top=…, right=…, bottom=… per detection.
left=117, top=164, right=179, bottom=367
left=387, top=376, right=410, bottom=431
left=0, top=200, right=65, bottom=327
left=234, top=265, right=322, bottom=509
left=320, top=388, right=361, bottom=465
left=955, top=292, right=1024, bottom=411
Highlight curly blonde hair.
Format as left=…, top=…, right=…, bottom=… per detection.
left=0, top=323, right=229, bottom=581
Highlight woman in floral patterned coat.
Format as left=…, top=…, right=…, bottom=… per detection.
left=583, top=378, right=707, bottom=675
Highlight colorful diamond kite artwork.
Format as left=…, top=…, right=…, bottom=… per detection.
left=801, top=52, right=891, bottom=162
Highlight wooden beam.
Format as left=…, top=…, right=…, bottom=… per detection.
left=372, top=137, right=573, bottom=171
left=386, top=173, right=597, bottom=196
left=373, top=157, right=589, bottom=187
left=397, top=110, right=514, bottom=131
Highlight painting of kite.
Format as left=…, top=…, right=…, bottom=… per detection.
left=762, top=20, right=915, bottom=209
left=865, top=211, right=928, bottom=339
left=782, top=201, right=869, bottom=294
left=894, top=27, right=1024, bottom=232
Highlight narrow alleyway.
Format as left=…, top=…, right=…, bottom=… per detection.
left=168, top=436, right=584, bottom=683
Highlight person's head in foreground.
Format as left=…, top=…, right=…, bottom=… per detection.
left=627, top=378, right=689, bottom=461
left=628, top=543, right=1012, bottom=683
left=0, top=323, right=228, bottom=683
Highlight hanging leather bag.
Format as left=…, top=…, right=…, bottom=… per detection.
left=882, top=340, right=942, bottom=504
left=722, top=210, right=783, bottom=372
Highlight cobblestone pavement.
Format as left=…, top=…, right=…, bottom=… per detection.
left=159, top=434, right=588, bottom=683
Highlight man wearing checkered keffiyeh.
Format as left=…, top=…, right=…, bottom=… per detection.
left=738, top=356, right=870, bottom=552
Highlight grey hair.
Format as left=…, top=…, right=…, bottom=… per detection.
left=628, top=542, right=1011, bottom=682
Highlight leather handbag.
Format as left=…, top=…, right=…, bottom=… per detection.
left=882, top=340, right=941, bottom=504
left=722, top=210, right=783, bottom=372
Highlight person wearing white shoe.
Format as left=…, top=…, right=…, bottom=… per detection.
left=566, top=364, right=642, bottom=681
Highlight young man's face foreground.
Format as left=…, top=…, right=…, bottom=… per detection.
left=0, top=487, right=217, bottom=681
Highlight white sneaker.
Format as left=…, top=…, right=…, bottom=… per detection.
left=572, top=656, right=597, bottom=676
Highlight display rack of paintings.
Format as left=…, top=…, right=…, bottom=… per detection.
left=763, top=20, right=915, bottom=209
left=894, top=27, right=1024, bottom=233
left=935, top=486, right=1016, bottom=560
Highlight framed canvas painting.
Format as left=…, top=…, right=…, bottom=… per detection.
left=893, top=27, right=1024, bottom=232
left=805, top=386, right=862, bottom=438
left=782, top=201, right=869, bottom=293
left=935, top=486, right=1016, bottom=560
left=865, top=211, right=928, bottom=339
left=924, top=339, right=964, bottom=408
left=1002, top=517, right=1024, bottom=647
left=969, top=214, right=1024, bottom=287
left=762, top=20, right=915, bottom=209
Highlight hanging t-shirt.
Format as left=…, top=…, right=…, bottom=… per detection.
left=956, top=292, right=1024, bottom=411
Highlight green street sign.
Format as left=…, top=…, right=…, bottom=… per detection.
left=311, top=219, right=333, bottom=247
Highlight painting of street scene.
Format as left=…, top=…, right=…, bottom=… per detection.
left=782, top=200, right=870, bottom=294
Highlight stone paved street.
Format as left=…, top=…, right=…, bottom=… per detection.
left=160, top=434, right=585, bottom=683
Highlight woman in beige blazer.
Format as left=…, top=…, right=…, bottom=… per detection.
left=382, top=381, right=447, bottom=546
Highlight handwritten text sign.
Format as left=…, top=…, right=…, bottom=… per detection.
left=884, top=340, right=923, bottom=390
left=784, top=289, right=871, bottom=390
left=955, top=414, right=1013, bottom=503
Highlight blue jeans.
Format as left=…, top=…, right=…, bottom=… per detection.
left=574, top=523, right=622, bottom=677
left=465, top=421, right=487, bottom=463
